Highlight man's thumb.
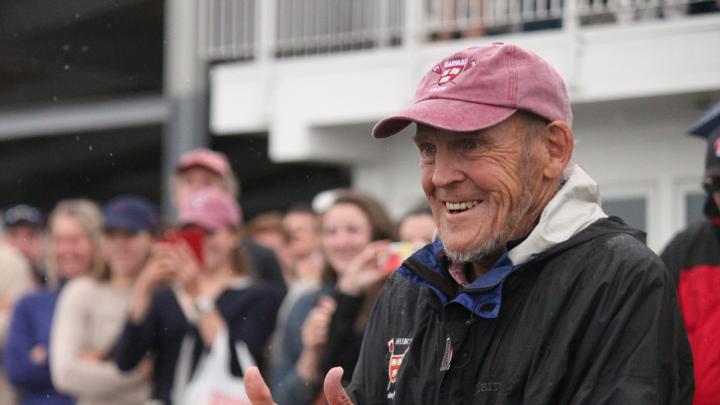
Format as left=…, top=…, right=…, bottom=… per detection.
left=244, top=366, right=276, bottom=405
left=324, top=367, right=354, bottom=405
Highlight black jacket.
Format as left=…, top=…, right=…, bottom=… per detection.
left=346, top=218, right=693, bottom=404
left=661, top=218, right=720, bottom=405
left=113, top=283, right=283, bottom=404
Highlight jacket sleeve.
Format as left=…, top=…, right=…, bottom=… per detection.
left=0, top=247, right=33, bottom=349
left=3, top=294, right=54, bottom=389
left=321, top=291, right=364, bottom=376
left=566, top=249, right=694, bottom=405
left=659, top=232, right=686, bottom=287
left=344, top=279, right=396, bottom=405
left=225, top=285, right=283, bottom=375
left=270, top=292, right=321, bottom=405
left=113, top=304, right=158, bottom=373
left=50, top=280, right=146, bottom=399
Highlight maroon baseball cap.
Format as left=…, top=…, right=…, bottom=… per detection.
left=175, top=148, right=232, bottom=178
left=372, top=42, right=572, bottom=138
left=177, top=188, right=242, bottom=231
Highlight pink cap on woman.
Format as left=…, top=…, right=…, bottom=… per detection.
left=177, top=188, right=242, bottom=230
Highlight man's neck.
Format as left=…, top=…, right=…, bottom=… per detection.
left=470, top=250, right=503, bottom=279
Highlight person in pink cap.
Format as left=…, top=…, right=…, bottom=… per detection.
left=112, top=188, right=283, bottom=405
left=173, top=148, right=287, bottom=293
left=172, top=148, right=238, bottom=205
left=244, top=43, right=693, bottom=404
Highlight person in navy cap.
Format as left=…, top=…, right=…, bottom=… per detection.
left=3, top=204, right=47, bottom=285
left=6, top=199, right=102, bottom=405
left=49, top=196, right=158, bottom=405
left=662, top=100, right=720, bottom=405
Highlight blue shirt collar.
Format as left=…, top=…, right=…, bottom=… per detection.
left=398, top=239, right=520, bottom=319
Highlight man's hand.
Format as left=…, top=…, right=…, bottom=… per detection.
left=244, top=366, right=354, bottom=405
left=245, top=367, right=275, bottom=405
left=324, top=367, right=354, bottom=405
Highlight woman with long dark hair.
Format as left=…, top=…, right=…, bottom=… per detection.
left=272, top=190, right=396, bottom=405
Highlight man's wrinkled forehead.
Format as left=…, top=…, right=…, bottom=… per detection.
left=412, top=114, right=521, bottom=141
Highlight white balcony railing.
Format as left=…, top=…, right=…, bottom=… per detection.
left=200, top=0, right=719, bottom=61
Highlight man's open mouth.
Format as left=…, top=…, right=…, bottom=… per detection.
left=445, top=200, right=481, bottom=214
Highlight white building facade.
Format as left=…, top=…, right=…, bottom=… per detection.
left=206, top=0, right=720, bottom=252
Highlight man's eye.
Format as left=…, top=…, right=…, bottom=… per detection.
left=461, top=139, right=480, bottom=150
left=417, top=143, right=436, bottom=155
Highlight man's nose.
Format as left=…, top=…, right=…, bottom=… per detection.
left=432, top=151, right=464, bottom=187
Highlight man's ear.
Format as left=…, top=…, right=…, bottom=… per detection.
left=541, top=121, right=574, bottom=179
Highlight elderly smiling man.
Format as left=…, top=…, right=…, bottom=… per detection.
left=245, top=43, right=694, bottom=404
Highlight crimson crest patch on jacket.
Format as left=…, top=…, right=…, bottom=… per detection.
left=386, top=337, right=412, bottom=399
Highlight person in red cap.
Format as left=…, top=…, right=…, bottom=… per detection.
left=661, top=101, right=720, bottom=405
left=173, top=148, right=287, bottom=293
left=244, top=43, right=693, bottom=404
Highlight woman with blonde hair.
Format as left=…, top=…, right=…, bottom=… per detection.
left=50, top=196, right=158, bottom=405
left=5, top=199, right=102, bottom=405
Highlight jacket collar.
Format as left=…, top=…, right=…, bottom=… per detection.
left=399, top=164, right=609, bottom=318
left=508, top=164, right=607, bottom=265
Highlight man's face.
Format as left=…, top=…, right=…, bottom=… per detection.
left=174, top=166, right=225, bottom=205
left=414, top=116, right=539, bottom=262
left=5, top=224, right=44, bottom=262
left=100, top=229, right=153, bottom=277
left=283, top=212, right=319, bottom=260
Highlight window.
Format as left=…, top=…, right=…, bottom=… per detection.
left=685, top=192, right=705, bottom=225
left=603, top=197, right=647, bottom=231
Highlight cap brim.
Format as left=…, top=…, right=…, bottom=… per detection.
left=178, top=216, right=221, bottom=232
left=689, top=101, right=720, bottom=138
left=372, top=98, right=517, bottom=138
left=706, top=167, right=720, bottom=177
left=5, top=219, right=41, bottom=228
left=103, top=217, right=142, bottom=233
left=175, top=161, right=224, bottom=176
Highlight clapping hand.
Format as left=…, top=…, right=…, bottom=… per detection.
left=244, top=366, right=354, bottom=405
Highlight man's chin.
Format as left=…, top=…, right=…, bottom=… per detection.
left=442, top=238, right=503, bottom=264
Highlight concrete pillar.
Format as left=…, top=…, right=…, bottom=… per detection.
left=162, top=0, right=208, bottom=219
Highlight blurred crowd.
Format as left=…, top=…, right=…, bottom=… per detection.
left=0, top=148, right=436, bottom=405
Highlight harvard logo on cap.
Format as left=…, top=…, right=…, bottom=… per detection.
left=434, top=58, right=476, bottom=87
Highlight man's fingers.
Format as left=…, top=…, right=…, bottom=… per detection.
left=244, top=366, right=276, bottom=405
left=324, top=367, right=354, bottom=405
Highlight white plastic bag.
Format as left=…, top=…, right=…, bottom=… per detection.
left=172, top=327, right=255, bottom=405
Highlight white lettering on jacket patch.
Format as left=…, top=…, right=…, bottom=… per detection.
left=387, top=337, right=413, bottom=399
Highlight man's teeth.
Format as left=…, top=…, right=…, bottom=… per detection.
left=445, top=200, right=480, bottom=212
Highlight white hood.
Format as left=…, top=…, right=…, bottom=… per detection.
left=508, top=164, right=608, bottom=266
